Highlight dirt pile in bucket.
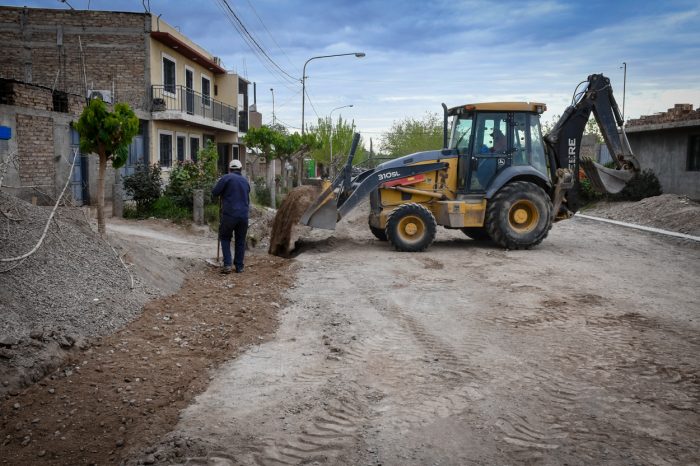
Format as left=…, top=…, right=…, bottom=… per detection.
left=268, top=185, right=320, bottom=257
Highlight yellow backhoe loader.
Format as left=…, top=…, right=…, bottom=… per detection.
left=300, top=74, right=640, bottom=251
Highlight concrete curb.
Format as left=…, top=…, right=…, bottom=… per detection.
left=576, top=214, right=700, bottom=242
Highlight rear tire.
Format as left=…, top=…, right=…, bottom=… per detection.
left=460, top=227, right=491, bottom=241
left=385, top=203, right=437, bottom=252
left=486, top=181, right=553, bottom=250
left=369, top=220, right=388, bottom=241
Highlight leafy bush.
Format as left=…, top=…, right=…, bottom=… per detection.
left=253, top=176, right=271, bottom=207
left=122, top=163, right=162, bottom=214
left=166, top=141, right=219, bottom=208
left=149, top=196, right=191, bottom=221
left=610, top=169, right=662, bottom=202
left=123, top=201, right=139, bottom=219
left=578, top=178, right=603, bottom=205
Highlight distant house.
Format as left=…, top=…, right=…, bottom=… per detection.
left=625, top=104, right=700, bottom=200
left=0, top=6, right=262, bottom=206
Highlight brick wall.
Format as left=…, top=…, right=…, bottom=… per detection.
left=16, top=114, right=55, bottom=189
left=628, top=104, right=700, bottom=127
left=0, top=79, right=85, bottom=115
left=0, top=7, right=148, bottom=111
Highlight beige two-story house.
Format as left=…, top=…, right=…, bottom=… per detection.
left=0, top=6, right=261, bottom=205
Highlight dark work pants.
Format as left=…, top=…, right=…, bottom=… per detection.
left=219, top=216, right=248, bottom=269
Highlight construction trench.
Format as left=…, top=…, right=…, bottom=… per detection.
left=0, top=191, right=699, bottom=465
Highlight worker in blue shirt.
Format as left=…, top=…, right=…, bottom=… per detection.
left=212, top=159, right=250, bottom=274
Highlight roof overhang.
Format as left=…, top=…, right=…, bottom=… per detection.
left=151, top=31, right=226, bottom=74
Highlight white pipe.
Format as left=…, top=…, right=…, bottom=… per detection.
left=576, top=213, right=700, bottom=242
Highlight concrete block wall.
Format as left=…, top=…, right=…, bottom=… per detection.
left=627, top=128, right=700, bottom=200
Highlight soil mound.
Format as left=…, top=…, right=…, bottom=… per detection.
left=0, top=192, right=150, bottom=393
left=268, top=186, right=319, bottom=257
left=583, top=194, right=700, bottom=236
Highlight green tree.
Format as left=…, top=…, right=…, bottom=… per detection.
left=541, top=113, right=602, bottom=143
left=243, top=125, right=284, bottom=207
left=307, top=117, right=365, bottom=177
left=381, top=112, right=442, bottom=158
left=275, top=131, right=320, bottom=189
left=74, top=98, right=139, bottom=235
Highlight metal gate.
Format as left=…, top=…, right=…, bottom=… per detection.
left=124, top=135, right=145, bottom=177
left=69, top=129, right=86, bottom=206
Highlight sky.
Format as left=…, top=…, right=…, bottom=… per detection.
left=5, top=0, right=700, bottom=150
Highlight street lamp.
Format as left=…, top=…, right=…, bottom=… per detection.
left=329, top=104, right=353, bottom=177
left=301, top=52, right=365, bottom=135
left=269, top=88, right=276, bottom=125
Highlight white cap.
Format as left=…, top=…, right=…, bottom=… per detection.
left=229, top=159, right=242, bottom=170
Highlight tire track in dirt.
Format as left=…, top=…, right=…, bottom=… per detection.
left=482, top=287, right=700, bottom=463
left=359, top=294, right=487, bottom=433
left=250, top=393, right=367, bottom=466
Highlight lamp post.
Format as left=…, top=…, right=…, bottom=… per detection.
left=301, top=52, right=365, bottom=135
left=329, top=104, right=353, bottom=178
left=269, top=88, right=276, bottom=125
left=620, top=62, right=627, bottom=121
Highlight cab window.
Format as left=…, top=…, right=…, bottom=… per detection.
left=450, top=116, right=473, bottom=151
left=529, top=115, right=548, bottom=175
left=472, top=112, right=508, bottom=155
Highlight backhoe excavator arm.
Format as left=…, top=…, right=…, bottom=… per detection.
left=544, top=74, right=640, bottom=211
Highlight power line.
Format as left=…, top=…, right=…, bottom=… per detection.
left=242, top=0, right=296, bottom=70
left=215, top=0, right=299, bottom=86
left=303, top=87, right=320, bottom=119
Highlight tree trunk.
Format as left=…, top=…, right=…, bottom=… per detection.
left=267, top=158, right=276, bottom=208
left=97, top=151, right=107, bottom=236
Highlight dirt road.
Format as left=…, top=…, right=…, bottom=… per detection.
left=153, top=214, right=700, bottom=465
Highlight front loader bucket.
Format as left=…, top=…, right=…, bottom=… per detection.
left=580, top=158, right=634, bottom=194
left=299, top=183, right=339, bottom=230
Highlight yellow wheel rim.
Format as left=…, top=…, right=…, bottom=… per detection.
left=397, top=215, right=425, bottom=243
left=508, top=200, right=539, bottom=233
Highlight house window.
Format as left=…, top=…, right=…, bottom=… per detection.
left=190, top=135, right=200, bottom=162
left=201, top=75, right=211, bottom=107
left=176, top=135, right=187, bottom=163
left=688, top=135, right=700, bottom=171
left=159, top=132, right=173, bottom=167
left=163, top=55, right=176, bottom=94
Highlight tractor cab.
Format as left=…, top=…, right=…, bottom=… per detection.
left=447, top=102, right=549, bottom=194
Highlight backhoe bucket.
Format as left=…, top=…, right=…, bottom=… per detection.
left=299, top=183, right=339, bottom=230
left=580, top=158, right=634, bottom=194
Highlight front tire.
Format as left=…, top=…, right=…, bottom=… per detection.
left=486, top=181, right=553, bottom=249
left=385, top=203, right=437, bottom=252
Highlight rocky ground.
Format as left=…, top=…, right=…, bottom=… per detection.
left=1, top=192, right=698, bottom=465
left=0, top=235, right=294, bottom=464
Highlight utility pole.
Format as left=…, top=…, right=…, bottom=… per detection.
left=620, top=62, right=627, bottom=121
left=269, top=88, right=276, bottom=125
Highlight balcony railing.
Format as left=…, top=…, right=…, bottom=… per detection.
left=151, top=85, right=237, bottom=127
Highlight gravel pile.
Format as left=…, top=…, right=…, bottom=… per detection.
left=583, top=194, right=700, bottom=236
left=0, top=192, right=151, bottom=391
left=0, top=192, right=148, bottom=339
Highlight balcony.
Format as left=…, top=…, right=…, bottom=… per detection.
left=151, top=85, right=237, bottom=131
